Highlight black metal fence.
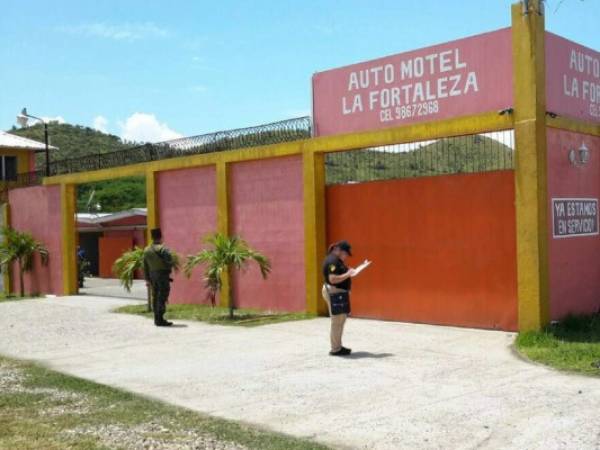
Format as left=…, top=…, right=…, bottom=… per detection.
left=47, top=116, right=312, bottom=177
left=325, top=130, right=515, bottom=185
left=2, top=116, right=312, bottom=197
left=1, top=121, right=516, bottom=199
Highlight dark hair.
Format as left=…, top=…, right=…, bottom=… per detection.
left=328, top=240, right=352, bottom=256
left=150, top=228, right=162, bottom=241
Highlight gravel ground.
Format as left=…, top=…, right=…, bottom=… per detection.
left=63, top=422, right=246, bottom=450
left=0, top=359, right=247, bottom=450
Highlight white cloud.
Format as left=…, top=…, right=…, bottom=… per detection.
left=42, top=116, right=65, bottom=124
left=119, top=113, right=182, bottom=143
left=56, top=22, right=168, bottom=41
left=92, top=116, right=108, bottom=133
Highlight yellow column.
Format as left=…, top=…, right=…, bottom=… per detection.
left=60, top=183, right=78, bottom=295
left=512, top=0, right=550, bottom=331
left=1, top=203, right=11, bottom=295
left=303, top=149, right=328, bottom=315
left=146, top=169, right=159, bottom=244
left=216, top=161, right=231, bottom=308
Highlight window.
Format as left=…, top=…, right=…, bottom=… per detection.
left=0, top=156, right=18, bottom=181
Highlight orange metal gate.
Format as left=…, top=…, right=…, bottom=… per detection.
left=326, top=170, right=518, bottom=330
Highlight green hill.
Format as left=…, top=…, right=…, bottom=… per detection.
left=325, top=134, right=514, bottom=184
left=8, top=122, right=133, bottom=163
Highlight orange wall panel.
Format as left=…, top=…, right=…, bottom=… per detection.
left=326, top=170, right=518, bottom=330
left=99, top=236, right=133, bottom=278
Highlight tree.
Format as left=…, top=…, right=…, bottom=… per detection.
left=0, top=227, right=49, bottom=297
left=113, top=246, right=180, bottom=311
left=184, top=233, right=271, bottom=319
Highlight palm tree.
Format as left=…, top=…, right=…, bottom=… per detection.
left=0, top=227, right=49, bottom=297
left=113, top=246, right=180, bottom=311
left=184, top=233, right=271, bottom=319
left=113, top=246, right=145, bottom=292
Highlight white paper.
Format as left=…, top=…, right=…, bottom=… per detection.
left=351, top=260, right=372, bottom=277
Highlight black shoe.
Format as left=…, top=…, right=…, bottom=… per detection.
left=156, top=320, right=173, bottom=327
left=329, top=348, right=351, bottom=356
left=340, top=346, right=352, bottom=355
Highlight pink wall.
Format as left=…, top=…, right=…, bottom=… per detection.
left=547, top=128, right=600, bottom=320
left=157, top=166, right=217, bottom=304
left=312, top=28, right=513, bottom=136
left=8, top=185, right=63, bottom=295
left=546, top=33, right=600, bottom=124
left=229, top=156, right=305, bottom=312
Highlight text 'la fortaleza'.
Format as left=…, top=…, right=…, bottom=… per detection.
left=562, top=49, right=600, bottom=118
left=342, top=48, right=479, bottom=123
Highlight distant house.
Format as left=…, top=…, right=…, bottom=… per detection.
left=77, top=208, right=147, bottom=279
left=0, top=131, right=57, bottom=181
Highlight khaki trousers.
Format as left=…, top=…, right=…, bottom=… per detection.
left=322, top=284, right=348, bottom=352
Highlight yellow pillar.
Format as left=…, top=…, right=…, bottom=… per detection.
left=303, top=150, right=328, bottom=315
left=512, top=0, right=550, bottom=331
left=60, top=183, right=78, bottom=295
left=1, top=203, right=12, bottom=295
left=216, top=161, right=231, bottom=308
left=146, top=169, right=159, bottom=244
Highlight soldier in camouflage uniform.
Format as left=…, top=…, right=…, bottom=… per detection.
left=143, top=228, right=175, bottom=327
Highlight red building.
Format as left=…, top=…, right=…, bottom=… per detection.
left=77, top=208, right=147, bottom=278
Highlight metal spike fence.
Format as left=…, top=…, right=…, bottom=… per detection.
left=1, top=116, right=312, bottom=197
left=325, top=130, right=515, bottom=185
left=1, top=122, right=515, bottom=201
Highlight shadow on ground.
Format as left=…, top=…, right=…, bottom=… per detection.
left=345, top=352, right=394, bottom=360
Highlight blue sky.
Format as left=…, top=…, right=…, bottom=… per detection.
left=1, top=0, right=598, bottom=142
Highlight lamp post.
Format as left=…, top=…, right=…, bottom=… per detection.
left=16, top=108, right=50, bottom=176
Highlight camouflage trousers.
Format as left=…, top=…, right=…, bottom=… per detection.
left=149, top=271, right=171, bottom=324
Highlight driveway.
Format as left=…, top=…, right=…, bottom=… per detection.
left=79, top=277, right=147, bottom=300
left=0, top=296, right=598, bottom=450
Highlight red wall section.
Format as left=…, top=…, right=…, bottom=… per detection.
left=99, top=236, right=133, bottom=278
left=157, top=166, right=217, bottom=304
left=8, top=185, right=63, bottom=295
left=547, top=129, right=600, bottom=320
left=326, top=171, right=518, bottom=330
left=229, top=156, right=305, bottom=312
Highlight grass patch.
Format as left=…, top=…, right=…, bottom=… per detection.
left=115, top=303, right=316, bottom=327
left=0, top=355, right=329, bottom=450
left=516, top=313, right=600, bottom=376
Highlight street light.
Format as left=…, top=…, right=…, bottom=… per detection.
left=16, top=108, right=51, bottom=177
left=568, top=142, right=590, bottom=167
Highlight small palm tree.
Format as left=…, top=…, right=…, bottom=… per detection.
left=113, top=246, right=145, bottom=292
left=113, top=246, right=180, bottom=311
left=184, top=233, right=271, bottom=319
left=0, top=227, right=49, bottom=297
